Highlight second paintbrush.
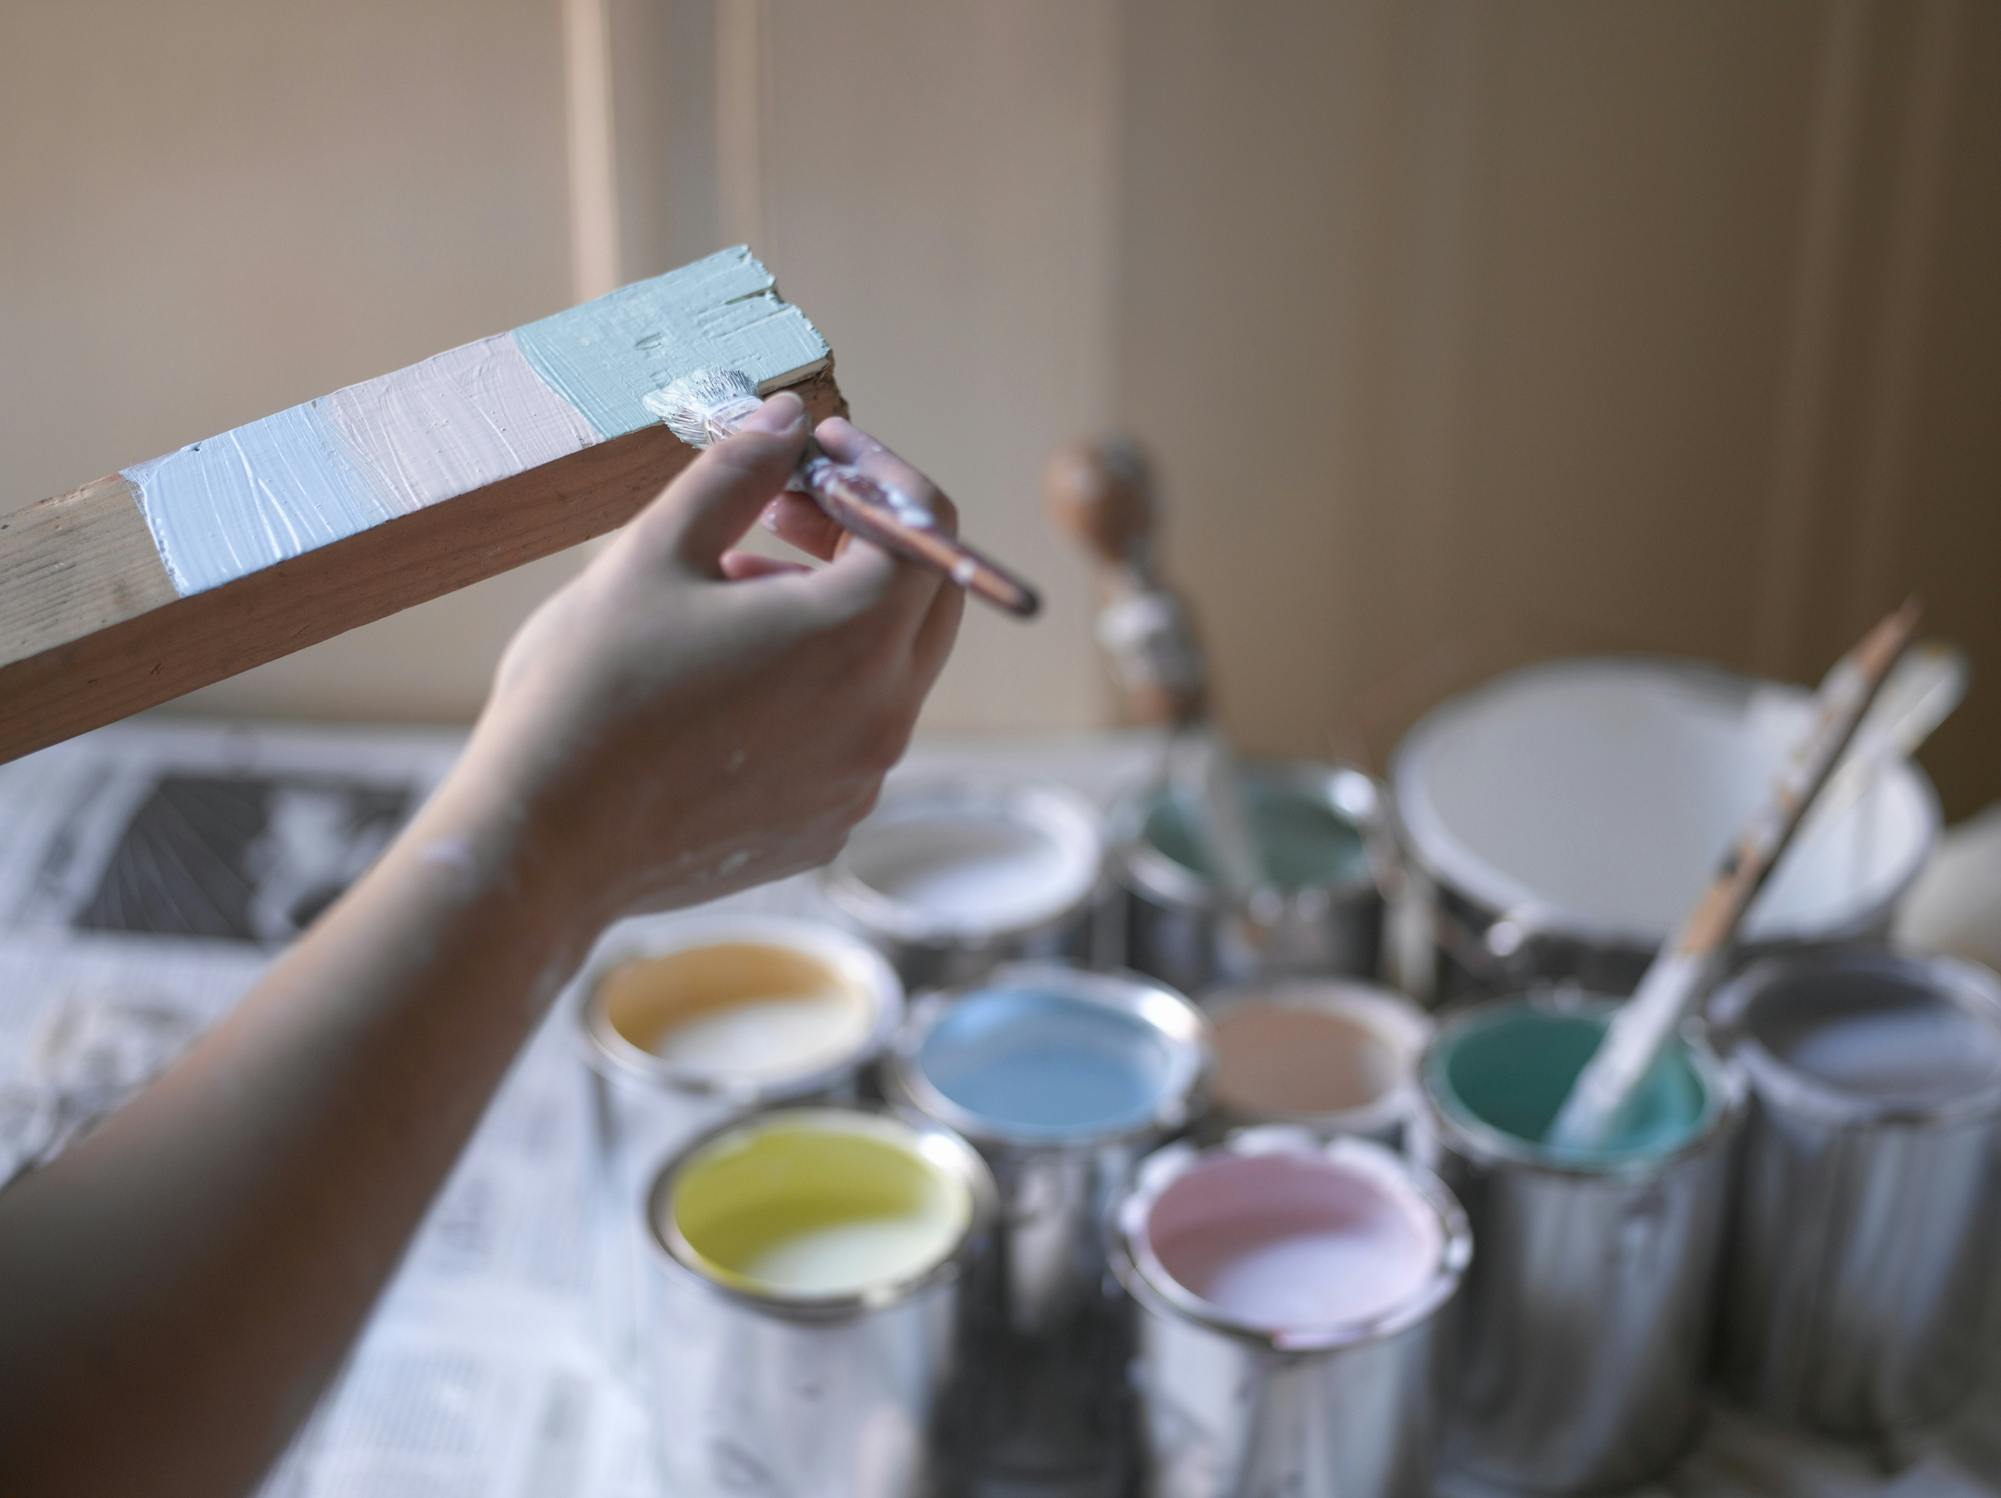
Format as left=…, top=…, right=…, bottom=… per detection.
left=647, top=368, right=1041, bottom=618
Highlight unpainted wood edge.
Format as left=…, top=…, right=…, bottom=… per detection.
left=0, top=475, right=176, bottom=668
left=0, top=365, right=843, bottom=764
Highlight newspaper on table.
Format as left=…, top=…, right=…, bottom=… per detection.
left=0, top=717, right=1995, bottom=1497
left=0, top=720, right=656, bottom=1495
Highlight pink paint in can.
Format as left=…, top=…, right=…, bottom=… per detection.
left=1114, top=1130, right=1469, bottom=1497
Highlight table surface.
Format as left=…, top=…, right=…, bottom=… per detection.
left=0, top=717, right=1995, bottom=1498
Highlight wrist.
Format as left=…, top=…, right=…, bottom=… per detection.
left=393, top=755, right=606, bottom=987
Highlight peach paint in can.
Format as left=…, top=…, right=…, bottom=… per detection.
left=1201, top=979, right=1432, bottom=1148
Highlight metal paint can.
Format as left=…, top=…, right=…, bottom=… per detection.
left=818, top=779, right=1108, bottom=991
left=1388, top=658, right=1939, bottom=1005
left=1709, top=947, right=2001, bottom=1438
left=1201, top=979, right=1433, bottom=1149
left=641, top=1107, right=998, bottom=1497
left=1414, top=992, right=1745, bottom=1492
left=1112, top=1128, right=1470, bottom=1498
left=883, top=962, right=1211, bottom=1484
left=576, top=914, right=903, bottom=1375
left=1110, top=758, right=1385, bottom=996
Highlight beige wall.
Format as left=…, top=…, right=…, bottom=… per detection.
left=7, top=1, right=1998, bottom=815
left=1118, top=0, right=2001, bottom=821
left=3, top=0, right=590, bottom=724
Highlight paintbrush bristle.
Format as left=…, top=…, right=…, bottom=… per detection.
left=643, top=367, right=761, bottom=447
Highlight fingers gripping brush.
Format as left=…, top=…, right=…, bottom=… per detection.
left=647, top=368, right=1041, bottom=618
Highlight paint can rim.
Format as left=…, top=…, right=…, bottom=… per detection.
left=1418, top=991, right=1746, bottom=1180
left=643, top=1104, right=997, bottom=1320
left=1201, top=978, right=1432, bottom=1136
left=575, top=913, right=903, bottom=1104
left=1389, top=655, right=1941, bottom=954
left=884, top=961, right=1213, bottom=1152
left=1709, top=945, right=2001, bottom=1128
left=1110, top=757, right=1384, bottom=913
left=1110, top=1127, right=1471, bottom=1355
left=817, top=777, right=1106, bottom=946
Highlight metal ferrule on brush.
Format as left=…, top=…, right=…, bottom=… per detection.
left=645, top=367, right=1041, bottom=617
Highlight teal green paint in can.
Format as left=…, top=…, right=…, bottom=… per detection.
left=1112, top=759, right=1385, bottom=995
left=1141, top=779, right=1370, bottom=892
left=1418, top=995, right=1744, bottom=1489
left=1425, top=1005, right=1713, bottom=1165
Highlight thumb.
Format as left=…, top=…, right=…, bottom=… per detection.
left=628, top=392, right=809, bottom=574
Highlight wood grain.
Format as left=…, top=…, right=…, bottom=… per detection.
left=0, top=368, right=843, bottom=764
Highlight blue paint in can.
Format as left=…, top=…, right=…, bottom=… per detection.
left=915, top=986, right=1183, bottom=1139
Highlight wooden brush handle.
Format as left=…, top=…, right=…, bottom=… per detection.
left=1042, top=436, right=1208, bottom=725
left=1044, top=437, right=1158, bottom=579
left=801, top=457, right=1040, bottom=618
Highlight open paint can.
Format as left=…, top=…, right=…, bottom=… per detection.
left=819, top=779, right=1107, bottom=990
left=884, top=962, right=1211, bottom=1482
left=1202, top=979, right=1432, bottom=1148
left=1112, top=1129, right=1469, bottom=1498
left=1110, top=758, right=1384, bottom=996
left=576, top=914, right=902, bottom=1374
left=1710, top=947, right=2001, bottom=1438
left=1415, top=993, right=1744, bottom=1492
left=642, top=1107, right=996, bottom=1497
left=1390, top=658, right=1939, bottom=1004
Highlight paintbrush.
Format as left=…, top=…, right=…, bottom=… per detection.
left=1544, top=599, right=1923, bottom=1153
left=1813, top=639, right=1967, bottom=821
left=647, top=368, right=1040, bottom=618
left=1043, top=438, right=1268, bottom=904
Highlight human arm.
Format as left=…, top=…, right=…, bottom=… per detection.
left=0, top=394, right=963, bottom=1497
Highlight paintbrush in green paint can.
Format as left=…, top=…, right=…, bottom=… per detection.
left=1547, top=598, right=1926, bottom=1153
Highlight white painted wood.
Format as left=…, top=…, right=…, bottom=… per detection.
left=114, top=248, right=826, bottom=598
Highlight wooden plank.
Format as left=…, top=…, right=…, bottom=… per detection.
left=0, top=248, right=841, bottom=764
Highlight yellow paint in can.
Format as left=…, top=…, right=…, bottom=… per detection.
left=668, top=1112, right=971, bottom=1299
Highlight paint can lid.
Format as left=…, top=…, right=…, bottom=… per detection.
left=1392, top=657, right=1938, bottom=951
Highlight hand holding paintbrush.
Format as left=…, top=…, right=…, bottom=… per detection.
left=649, top=368, right=1040, bottom=619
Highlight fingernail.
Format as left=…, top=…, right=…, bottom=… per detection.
left=739, top=391, right=805, bottom=435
